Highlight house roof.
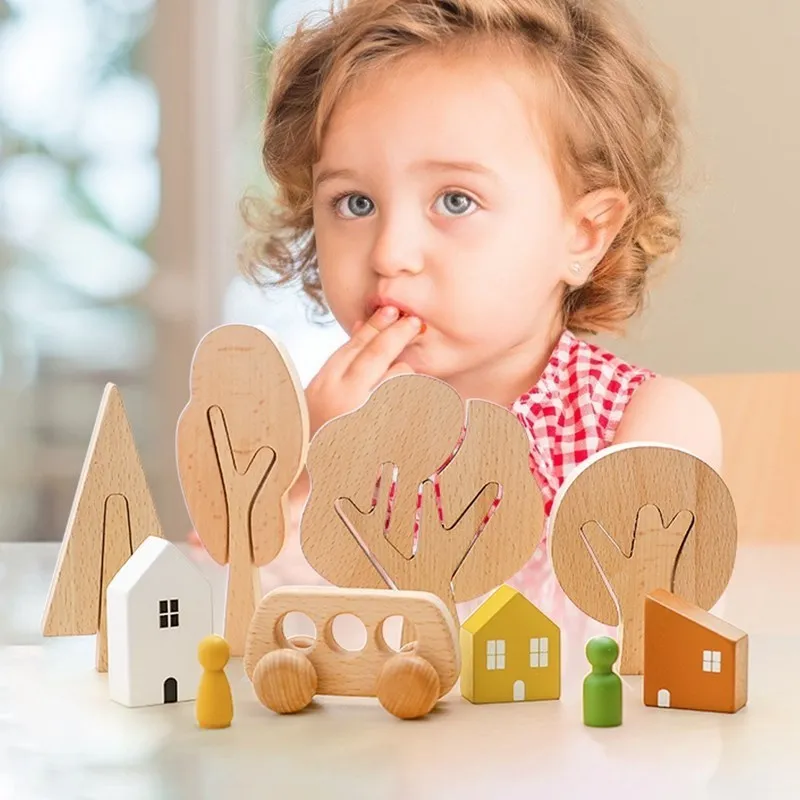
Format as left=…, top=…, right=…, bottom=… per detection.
left=461, top=584, right=554, bottom=635
left=647, top=588, right=746, bottom=643
left=108, top=536, right=207, bottom=597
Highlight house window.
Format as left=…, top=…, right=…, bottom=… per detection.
left=159, top=599, right=179, bottom=628
left=530, top=637, right=549, bottom=668
left=703, top=650, right=721, bottom=673
left=486, top=639, right=505, bottom=670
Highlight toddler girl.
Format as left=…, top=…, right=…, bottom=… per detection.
left=239, top=0, right=722, bottom=625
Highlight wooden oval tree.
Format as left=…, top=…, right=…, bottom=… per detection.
left=548, top=442, right=737, bottom=674
left=176, top=324, right=308, bottom=656
left=300, top=373, right=544, bottom=629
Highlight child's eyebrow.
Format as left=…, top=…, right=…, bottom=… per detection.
left=314, top=160, right=498, bottom=192
left=314, top=168, right=357, bottom=192
left=411, top=159, right=498, bottom=181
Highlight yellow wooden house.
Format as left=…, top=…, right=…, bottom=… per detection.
left=460, top=584, right=560, bottom=703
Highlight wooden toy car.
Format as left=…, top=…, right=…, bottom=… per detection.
left=243, top=586, right=460, bottom=719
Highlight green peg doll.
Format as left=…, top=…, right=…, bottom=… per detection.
left=583, top=636, right=622, bottom=727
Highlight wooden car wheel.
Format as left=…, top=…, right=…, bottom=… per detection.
left=252, top=648, right=317, bottom=714
left=376, top=653, right=440, bottom=719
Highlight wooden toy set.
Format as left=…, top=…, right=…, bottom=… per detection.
left=40, top=323, right=748, bottom=728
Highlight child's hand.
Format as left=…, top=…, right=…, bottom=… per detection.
left=305, top=305, right=423, bottom=438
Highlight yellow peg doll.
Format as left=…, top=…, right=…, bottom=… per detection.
left=196, top=634, right=233, bottom=729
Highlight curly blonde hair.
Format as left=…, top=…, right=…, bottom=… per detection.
left=240, top=0, right=684, bottom=336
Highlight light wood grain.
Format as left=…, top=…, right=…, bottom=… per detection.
left=252, top=648, right=317, bottom=714
left=548, top=442, right=737, bottom=675
left=96, top=494, right=133, bottom=672
left=441, top=398, right=544, bottom=602
left=302, top=375, right=463, bottom=590
left=682, top=372, right=800, bottom=544
left=301, top=374, right=543, bottom=625
left=207, top=405, right=271, bottom=658
left=243, top=586, right=460, bottom=706
left=176, top=324, right=309, bottom=656
left=41, top=383, right=163, bottom=672
left=375, top=653, right=440, bottom=719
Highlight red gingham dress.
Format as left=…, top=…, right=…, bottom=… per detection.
left=392, top=327, right=656, bottom=628
left=500, top=327, right=656, bottom=619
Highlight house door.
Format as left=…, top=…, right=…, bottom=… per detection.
left=513, top=680, right=525, bottom=701
left=657, top=689, right=670, bottom=708
left=163, top=677, right=178, bottom=704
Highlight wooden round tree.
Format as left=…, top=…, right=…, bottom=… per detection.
left=548, top=442, right=737, bottom=674
left=300, top=373, right=544, bottom=632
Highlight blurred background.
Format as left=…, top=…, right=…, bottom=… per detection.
left=0, top=0, right=797, bottom=544
left=0, top=0, right=351, bottom=543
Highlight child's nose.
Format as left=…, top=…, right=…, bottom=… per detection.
left=369, top=218, right=425, bottom=277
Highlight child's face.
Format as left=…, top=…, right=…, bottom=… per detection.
left=312, top=47, right=573, bottom=381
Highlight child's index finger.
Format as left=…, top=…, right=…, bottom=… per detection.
left=326, top=305, right=400, bottom=375
left=344, top=313, right=423, bottom=387
left=350, top=305, right=399, bottom=346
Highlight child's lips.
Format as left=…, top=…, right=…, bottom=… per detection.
left=392, top=310, right=427, bottom=335
left=366, top=300, right=427, bottom=333
left=367, top=294, right=420, bottom=318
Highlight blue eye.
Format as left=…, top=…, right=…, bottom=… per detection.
left=334, top=193, right=374, bottom=218
left=435, top=191, right=477, bottom=216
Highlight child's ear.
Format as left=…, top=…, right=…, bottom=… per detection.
left=564, top=188, right=630, bottom=286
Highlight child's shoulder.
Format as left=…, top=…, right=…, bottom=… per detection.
left=611, top=371, right=723, bottom=472
left=566, top=330, right=723, bottom=473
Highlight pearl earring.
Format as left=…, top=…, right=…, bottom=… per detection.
left=570, top=262, right=582, bottom=275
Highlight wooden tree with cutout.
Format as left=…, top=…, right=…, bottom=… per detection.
left=41, top=383, right=163, bottom=671
left=300, top=374, right=544, bottom=628
left=548, top=443, right=738, bottom=675
left=176, top=324, right=308, bottom=656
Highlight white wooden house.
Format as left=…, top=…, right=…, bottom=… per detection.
left=107, top=535, right=213, bottom=707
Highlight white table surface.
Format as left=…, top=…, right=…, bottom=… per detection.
left=0, top=540, right=797, bottom=800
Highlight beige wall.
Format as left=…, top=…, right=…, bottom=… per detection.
left=593, top=1, right=799, bottom=376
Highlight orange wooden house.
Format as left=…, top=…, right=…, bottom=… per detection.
left=644, top=589, right=747, bottom=713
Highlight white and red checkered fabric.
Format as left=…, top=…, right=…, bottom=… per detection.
left=513, top=327, right=656, bottom=518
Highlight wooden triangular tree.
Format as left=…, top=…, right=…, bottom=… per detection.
left=548, top=442, right=738, bottom=674
left=300, top=374, right=544, bottom=630
left=176, top=324, right=308, bottom=656
left=41, top=383, right=163, bottom=671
